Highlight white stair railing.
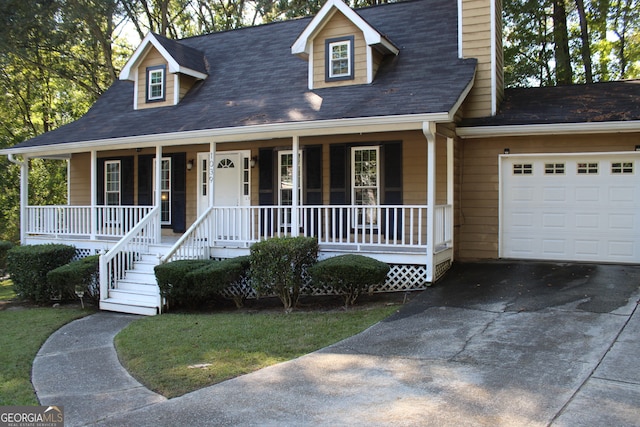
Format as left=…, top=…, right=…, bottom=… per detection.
left=99, top=206, right=161, bottom=303
left=161, top=206, right=215, bottom=264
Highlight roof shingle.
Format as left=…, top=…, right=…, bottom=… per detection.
left=11, top=0, right=476, bottom=151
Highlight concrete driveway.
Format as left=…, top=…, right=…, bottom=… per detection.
left=34, top=261, right=640, bottom=426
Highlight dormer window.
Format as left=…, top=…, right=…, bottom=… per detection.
left=146, top=65, right=166, bottom=102
left=326, top=37, right=354, bottom=81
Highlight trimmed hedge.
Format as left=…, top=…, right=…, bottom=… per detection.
left=6, top=244, right=77, bottom=303
left=250, top=236, right=318, bottom=311
left=309, top=255, right=390, bottom=306
left=155, top=257, right=252, bottom=309
left=186, top=256, right=251, bottom=307
left=47, top=255, right=100, bottom=303
left=0, top=240, right=14, bottom=273
left=154, top=259, right=212, bottom=307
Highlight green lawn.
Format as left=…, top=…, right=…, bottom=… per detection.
left=0, top=306, right=90, bottom=405
left=115, top=305, right=397, bottom=398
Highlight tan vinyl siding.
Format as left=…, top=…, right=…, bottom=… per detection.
left=461, top=0, right=502, bottom=118
left=69, top=152, right=91, bottom=205
left=457, top=133, right=640, bottom=260
left=136, top=48, right=175, bottom=109
left=313, top=11, right=367, bottom=88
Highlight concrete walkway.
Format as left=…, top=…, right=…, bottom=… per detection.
left=32, top=262, right=640, bottom=426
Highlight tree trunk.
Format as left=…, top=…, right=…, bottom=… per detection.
left=574, top=0, right=593, bottom=83
left=553, top=0, right=573, bottom=84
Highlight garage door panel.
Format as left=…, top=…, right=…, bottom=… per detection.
left=501, top=154, right=639, bottom=263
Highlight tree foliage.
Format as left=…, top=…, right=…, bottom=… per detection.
left=505, top=0, right=639, bottom=87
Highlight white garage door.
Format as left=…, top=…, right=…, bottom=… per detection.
left=501, top=153, right=640, bottom=263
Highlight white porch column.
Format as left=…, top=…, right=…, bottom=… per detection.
left=447, top=137, right=454, bottom=261
left=19, top=157, right=29, bottom=245
left=155, top=145, right=163, bottom=242
left=208, top=141, right=216, bottom=245
left=423, top=122, right=437, bottom=283
left=90, top=150, right=97, bottom=240
left=209, top=141, right=216, bottom=207
left=291, top=135, right=300, bottom=236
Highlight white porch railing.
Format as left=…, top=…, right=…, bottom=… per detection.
left=164, top=204, right=452, bottom=261
left=99, top=206, right=161, bottom=303
left=25, top=205, right=154, bottom=238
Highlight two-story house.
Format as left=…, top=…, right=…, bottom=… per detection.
left=2, top=0, right=639, bottom=315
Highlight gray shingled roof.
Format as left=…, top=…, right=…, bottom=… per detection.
left=152, top=33, right=208, bottom=75
left=11, top=0, right=476, bottom=151
left=461, top=80, right=640, bottom=127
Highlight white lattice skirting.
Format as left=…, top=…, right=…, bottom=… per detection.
left=218, top=262, right=444, bottom=301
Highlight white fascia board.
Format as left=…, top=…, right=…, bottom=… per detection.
left=457, top=120, right=640, bottom=138
left=120, top=33, right=156, bottom=81
left=490, top=0, right=497, bottom=115
left=291, top=0, right=398, bottom=56
left=447, top=70, right=476, bottom=121
left=120, top=33, right=207, bottom=81
left=0, top=112, right=451, bottom=157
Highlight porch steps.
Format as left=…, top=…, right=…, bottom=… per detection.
left=100, top=252, right=166, bottom=316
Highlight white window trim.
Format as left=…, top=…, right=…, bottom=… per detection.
left=278, top=150, right=303, bottom=206
left=104, top=160, right=121, bottom=206
left=152, top=157, right=172, bottom=225
left=147, top=67, right=165, bottom=101
left=328, top=39, right=352, bottom=79
left=351, top=146, right=380, bottom=228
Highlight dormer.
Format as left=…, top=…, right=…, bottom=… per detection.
left=292, top=0, right=399, bottom=90
left=119, top=33, right=208, bottom=110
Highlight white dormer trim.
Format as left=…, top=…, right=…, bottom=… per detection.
left=291, top=0, right=399, bottom=59
left=119, top=33, right=208, bottom=82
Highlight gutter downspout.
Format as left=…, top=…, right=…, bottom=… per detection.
left=8, top=154, right=28, bottom=245
left=423, top=122, right=436, bottom=283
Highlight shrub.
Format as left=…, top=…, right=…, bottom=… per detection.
left=250, top=236, right=318, bottom=311
left=209, top=256, right=252, bottom=308
left=47, top=255, right=100, bottom=303
left=0, top=240, right=15, bottom=273
left=186, top=256, right=251, bottom=307
left=154, top=259, right=212, bottom=307
left=6, top=244, right=77, bottom=303
left=309, top=255, right=390, bottom=306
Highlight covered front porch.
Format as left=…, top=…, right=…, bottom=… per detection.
left=14, top=122, right=455, bottom=314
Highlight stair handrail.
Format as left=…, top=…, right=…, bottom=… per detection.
left=161, top=206, right=215, bottom=264
left=99, top=206, right=161, bottom=302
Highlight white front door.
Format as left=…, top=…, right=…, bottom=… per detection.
left=501, top=153, right=640, bottom=263
left=197, top=151, right=250, bottom=240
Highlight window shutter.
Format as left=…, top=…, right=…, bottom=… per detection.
left=383, top=142, right=402, bottom=204
left=382, top=142, right=403, bottom=237
left=121, top=156, right=134, bottom=206
left=258, top=148, right=274, bottom=205
left=329, top=144, right=348, bottom=204
left=305, top=145, right=322, bottom=237
left=96, top=159, right=105, bottom=205
left=305, top=145, right=322, bottom=204
left=258, top=148, right=274, bottom=235
left=329, top=144, right=349, bottom=237
left=171, top=153, right=186, bottom=233
left=137, top=155, right=154, bottom=206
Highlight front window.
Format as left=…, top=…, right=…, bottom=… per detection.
left=105, top=160, right=121, bottom=206
left=153, top=158, right=171, bottom=224
left=326, top=37, right=354, bottom=81
left=279, top=150, right=303, bottom=225
left=352, top=147, right=379, bottom=226
left=147, top=66, right=165, bottom=102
